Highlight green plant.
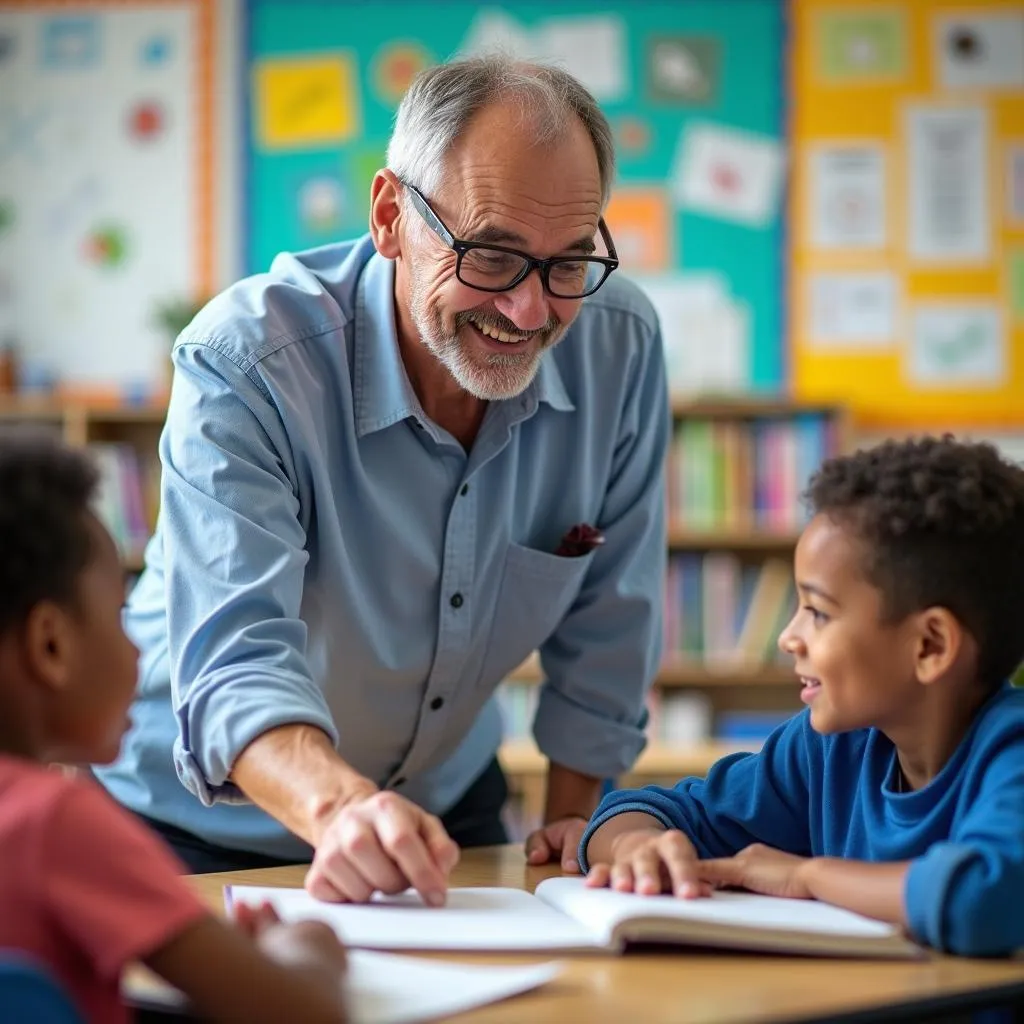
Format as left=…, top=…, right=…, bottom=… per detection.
left=153, top=296, right=208, bottom=344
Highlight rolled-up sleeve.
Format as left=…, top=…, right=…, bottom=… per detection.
left=532, top=320, right=669, bottom=779
left=904, top=737, right=1024, bottom=957
left=163, top=340, right=338, bottom=806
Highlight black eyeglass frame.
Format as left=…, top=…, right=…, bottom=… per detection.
left=403, top=181, right=619, bottom=299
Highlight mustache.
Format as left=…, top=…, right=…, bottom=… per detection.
left=456, top=310, right=561, bottom=337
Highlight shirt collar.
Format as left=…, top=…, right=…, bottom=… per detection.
left=353, top=248, right=575, bottom=439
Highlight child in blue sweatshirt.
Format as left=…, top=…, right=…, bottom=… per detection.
left=579, top=435, right=1024, bottom=957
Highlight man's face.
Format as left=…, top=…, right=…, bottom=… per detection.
left=401, top=101, right=604, bottom=400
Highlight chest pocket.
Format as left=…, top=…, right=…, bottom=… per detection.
left=478, top=541, right=595, bottom=687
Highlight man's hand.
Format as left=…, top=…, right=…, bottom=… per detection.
left=525, top=816, right=589, bottom=872
left=305, top=790, right=460, bottom=907
left=585, top=827, right=711, bottom=898
left=696, top=843, right=813, bottom=900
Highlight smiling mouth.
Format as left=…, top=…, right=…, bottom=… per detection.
left=798, top=675, right=822, bottom=702
left=464, top=313, right=535, bottom=346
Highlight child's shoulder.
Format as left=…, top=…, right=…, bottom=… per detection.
left=0, top=758, right=99, bottom=831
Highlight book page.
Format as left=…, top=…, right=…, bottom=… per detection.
left=535, top=878, right=907, bottom=952
left=225, top=885, right=600, bottom=952
left=124, top=950, right=562, bottom=1024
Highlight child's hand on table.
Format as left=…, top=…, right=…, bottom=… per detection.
left=234, top=900, right=348, bottom=980
left=697, top=844, right=814, bottom=900
left=584, top=827, right=713, bottom=898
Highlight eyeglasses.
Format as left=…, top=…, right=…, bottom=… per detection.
left=402, top=182, right=619, bottom=299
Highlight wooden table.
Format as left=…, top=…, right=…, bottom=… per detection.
left=186, top=845, right=1024, bottom=1024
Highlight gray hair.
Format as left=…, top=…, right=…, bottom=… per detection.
left=386, top=55, right=616, bottom=207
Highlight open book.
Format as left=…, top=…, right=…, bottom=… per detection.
left=225, top=877, right=923, bottom=960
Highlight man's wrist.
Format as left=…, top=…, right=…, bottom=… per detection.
left=307, top=775, right=379, bottom=846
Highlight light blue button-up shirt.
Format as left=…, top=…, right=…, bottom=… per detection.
left=95, top=235, right=669, bottom=860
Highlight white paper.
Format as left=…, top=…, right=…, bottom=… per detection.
left=1008, top=144, right=1024, bottom=225
left=538, top=16, right=628, bottom=102
left=808, top=272, right=897, bottom=348
left=125, top=950, right=562, bottom=1024
left=907, top=106, right=989, bottom=263
left=628, top=272, right=749, bottom=393
left=810, top=145, right=886, bottom=248
left=458, top=8, right=536, bottom=60
left=908, top=304, right=1004, bottom=386
left=227, top=885, right=599, bottom=951
left=536, top=878, right=902, bottom=948
left=674, top=123, right=785, bottom=228
left=458, top=11, right=627, bottom=101
left=935, top=12, right=1024, bottom=90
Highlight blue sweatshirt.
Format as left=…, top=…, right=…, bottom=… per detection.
left=580, top=683, right=1024, bottom=957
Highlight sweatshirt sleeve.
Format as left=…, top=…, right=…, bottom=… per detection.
left=579, top=711, right=815, bottom=870
left=905, top=730, right=1024, bottom=957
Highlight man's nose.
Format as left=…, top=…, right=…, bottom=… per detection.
left=493, top=270, right=550, bottom=332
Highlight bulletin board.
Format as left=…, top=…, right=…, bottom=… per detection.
left=244, top=0, right=788, bottom=392
left=0, top=0, right=215, bottom=392
left=790, top=0, right=1024, bottom=427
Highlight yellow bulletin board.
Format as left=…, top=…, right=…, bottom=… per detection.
left=790, top=0, right=1024, bottom=427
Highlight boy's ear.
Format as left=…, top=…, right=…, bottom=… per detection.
left=22, top=601, right=74, bottom=692
left=369, top=169, right=404, bottom=260
left=912, top=606, right=962, bottom=686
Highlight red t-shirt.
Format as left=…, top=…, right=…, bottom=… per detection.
left=0, top=756, right=208, bottom=1024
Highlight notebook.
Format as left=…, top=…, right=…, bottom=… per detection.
left=224, top=877, right=923, bottom=960
left=124, top=950, right=562, bottom=1024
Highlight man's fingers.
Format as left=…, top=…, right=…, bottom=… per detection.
left=336, top=814, right=408, bottom=894
left=375, top=802, right=449, bottom=907
left=305, top=861, right=355, bottom=903
left=420, top=811, right=460, bottom=874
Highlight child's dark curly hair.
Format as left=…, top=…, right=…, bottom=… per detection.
left=0, top=436, right=99, bottom=634
left=806, top=435, right=1024, bottom=689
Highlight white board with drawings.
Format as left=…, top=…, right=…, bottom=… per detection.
left=0, top=1, right=212, bottom=392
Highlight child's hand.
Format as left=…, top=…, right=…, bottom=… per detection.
left=584, top=827, right=712, bottom=899
left=696, top=843, right=813, bottom=900
left=234, top=901, right=347, bottom=979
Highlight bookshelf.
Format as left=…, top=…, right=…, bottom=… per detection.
left=0, top=397, right=165, bottom=574
left=498, top=396, right=851, bottom=834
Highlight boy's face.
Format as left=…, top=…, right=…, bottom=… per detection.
left=48, top=516, right=139, bottom=764
left=778, top=514, right=922, bottom=735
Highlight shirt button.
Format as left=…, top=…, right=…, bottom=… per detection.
left=460, top=483, right=469, bottom=496
left=450, top=592, right=464, bottom=608
left=430, top=697, right=445, bottom=711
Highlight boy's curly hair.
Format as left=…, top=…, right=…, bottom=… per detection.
left=806, top=435, right=1024, bottom=689
left=0, top=435, right=99, bottom=634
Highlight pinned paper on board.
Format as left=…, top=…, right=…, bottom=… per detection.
left=299, top=177, right=345, bottom=233
left=347, top=143, right=388, bottom=210
left=127, top=100, right=166, bottom=142
left=1008, top=144, right=1024, bottom=226
left=935, top=12, right=1024, bottom=91
left=628, top=272, right=749, bottom=393
left=540, top=16, right=628, bottom=102
left=604, top=187, right=672, bottom=271
left=674, top=123, right=785, bottom=228
left=372, top=42, right=432, bottom=105
left=908, top=304, right=1004, bottom=387
left=808, top=272, right=897, bottom=349
left=817, top=8, right=906, bottom=82
left=613, top=116, right=651, bottom=156
left=646, top=35, right=719, bottom=104
left=809, top=145, right=886, bottom=249
left=140, top=35, right=172, bottom=67
left=1009, top=249, right=1024, bottom=322
left=41, top=16, right=100, bottom=70
left=907, top=106, right=989, bottom=264
left=255, top=54, right=361, bottom=150
left=458, top=11, right=627, bottom=102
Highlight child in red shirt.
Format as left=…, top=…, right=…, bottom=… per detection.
left=0, top=438, right=349, bottom=1023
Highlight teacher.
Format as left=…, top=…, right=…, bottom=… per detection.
left=96, top=54, right=669, bottom=904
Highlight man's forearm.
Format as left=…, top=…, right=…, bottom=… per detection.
left=800, top=858, right=910, bottom=927
left=231, top=724, right=377, bottom=846
left=543, top=760, right=604, bottom=825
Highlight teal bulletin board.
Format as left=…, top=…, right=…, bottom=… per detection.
left=244, top=0, right=787, bottom=390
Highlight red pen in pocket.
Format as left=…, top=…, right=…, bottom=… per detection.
left=555, top=523, right=605, bottom=558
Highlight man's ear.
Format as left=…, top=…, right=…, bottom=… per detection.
left=22, top=601, right=73, bottom=693
left=369, top=169, right=404, bottom=259
left=912, top=606, right=963, bottom=685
